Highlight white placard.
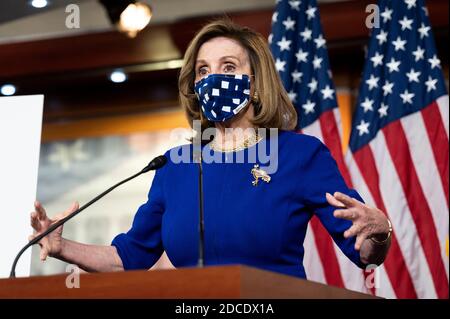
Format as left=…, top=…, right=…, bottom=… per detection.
left=0, top=95, right=44, bottom=278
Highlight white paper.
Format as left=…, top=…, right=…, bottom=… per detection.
left=0, top=95, right=44, bottom=278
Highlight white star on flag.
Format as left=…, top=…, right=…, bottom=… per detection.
left=282, top=16, right=296, bottom=30
left=400, top=89, right=415, bottom=104
left=376, top=30, right=388, bottom=45
left=406, top=69, right=421, bottom=83
left=386, top=58, right=401, bottom=72
left=361, top=97, right=374, bottom=112
left=392, top=36, right=407, bottom=51
left=378, top=103, right=389, bottom=118
left=275, top=58, right=286, bottom=72
left=381, top=8, right=393, bottom=22
left=404, top=0, right=417, bottom=9
left=412, top=46, right=425, bottom=61
left=291, top=70, right=303, bottom=83
left=288, top=90, right=297, bottom=103
left=428, top=55, right=441, bottom=69
left=399, top=16, right=413, bottom=30
left=277, top=36, right=292, bottom=51
left=302, top=99, right=316, bottom=114
left=425, top=76, right=437, bottom=92
left=296, top=49, right=309, bottom=63
left=371, top=52, right=384, bottom=67
left=366, top=74, right=379, bottom=90
left=312, top=56, right=323, bottom=69
left=300, top=27, right=312, bottom=41
left=306, top=5, right=317, bottom=19
left=288, top=0, right=300, bottom=11
left=382, top=80, right=394, bottom=96
left=272, top=12, right=278, bottom=23
left=314, top=35, right=326, bottom=49
left=418, top=23, right=431, bottom=38
left=320, top=85, right=334, bottom=100
left=356, top=120, right=370, bottom=136
left=307, top=78, right=318, bottom=93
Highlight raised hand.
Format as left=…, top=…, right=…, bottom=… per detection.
left=326, top=192, right=391, bottom=251
left=29, top=201, right=79, bottom=261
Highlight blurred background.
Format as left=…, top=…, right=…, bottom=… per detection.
left=0, top=0, right=447, bottom=276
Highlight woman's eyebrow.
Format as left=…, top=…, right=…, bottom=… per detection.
left=196, top=56, right=240, bottom=65
left=195, top=59, right=207, bottom=65
left=219, top=55, right=240, bottom=62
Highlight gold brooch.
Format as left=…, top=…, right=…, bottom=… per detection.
left=251, top=164, right=271, bottom=186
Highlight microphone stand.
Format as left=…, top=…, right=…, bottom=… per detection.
left=194, top=141, right=205, bottom=268
left=9, top=155, right=167, bottom=278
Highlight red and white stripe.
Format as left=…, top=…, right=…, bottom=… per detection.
left=346, top=99, right=449, bottom=298
left=437, top=96, right=449, bottom=138
left=301, top=108, right=368, bottom=294
left=303, top=223, right=327, bottom=283
left=301, top=96, right=449, bottom=299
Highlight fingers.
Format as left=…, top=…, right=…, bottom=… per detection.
left=70, top=201, right=79, bottom=213
left=34, top=200, right=48, bottom=221
left=333, top=208, right=358, bottom=221
left=326, top=192, right=346, bottom=208
left=40, top=246, right=48, bottom=261
left=333, top=192, right=359, bottom=208
left=30, top=211, right=41, bottom=231
left=341, top=223, right=367, bottom=251
left=343, top=224, right=361, bottom=238
left=354, top=233, right=367, bottom=251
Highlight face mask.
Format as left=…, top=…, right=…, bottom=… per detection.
left=194, top=73, right=251, bottom=122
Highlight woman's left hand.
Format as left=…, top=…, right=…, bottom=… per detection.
left=326, top=192, right=390, bottom=251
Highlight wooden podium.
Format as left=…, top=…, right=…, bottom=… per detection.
left=0, top=265, right=378, bottom=299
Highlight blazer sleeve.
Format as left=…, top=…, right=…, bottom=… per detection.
left=111, top=164, right=166, bottom=270
left=298, top=136, right=367, bottom=269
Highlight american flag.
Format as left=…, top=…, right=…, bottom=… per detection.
left=346, top=0, right=448, bottom=298
left=270, top=0, right=371, bottom=294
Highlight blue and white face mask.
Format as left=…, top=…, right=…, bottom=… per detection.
left=194, top=74, right=251, bottom=122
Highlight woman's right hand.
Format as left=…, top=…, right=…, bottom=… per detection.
left=29, top=201, right=79, bottom=261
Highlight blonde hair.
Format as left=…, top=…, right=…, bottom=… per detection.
left=178, top=18, right=297, bottom=133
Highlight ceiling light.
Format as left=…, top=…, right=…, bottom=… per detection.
left=109, top=70, right=127, bottom=83
left=100, top=1, right=152, bottom=38
left=30, top=0, right=48, bottom=9
left=118, top=3, right=152, bottom=38
left=1, top=84, right=17, bottom=96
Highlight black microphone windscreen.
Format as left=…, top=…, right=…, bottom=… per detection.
left=142, top=155, right=167, bottom=172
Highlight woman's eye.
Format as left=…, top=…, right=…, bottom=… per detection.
left=224, top=64, right=236, bottom=73
left=197, top=67, right=208, bottom=76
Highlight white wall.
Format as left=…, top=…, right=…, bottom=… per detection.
left=0, top=95, right=44, bottom=278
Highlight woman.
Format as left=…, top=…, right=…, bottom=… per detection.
left=30, top=20, right=391, bottom=279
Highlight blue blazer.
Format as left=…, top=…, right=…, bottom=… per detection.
left=112, top=130, right=366, bottom=279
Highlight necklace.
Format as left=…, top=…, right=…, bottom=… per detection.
left=209, top=132, right=263, bottom=153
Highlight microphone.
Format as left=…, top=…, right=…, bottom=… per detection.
left=9, top=155, right=167, bottom=278
left=141, top=155, right=167, bottom=173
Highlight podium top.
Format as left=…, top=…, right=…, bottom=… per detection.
left=0, top=265, right=378, bottom=299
